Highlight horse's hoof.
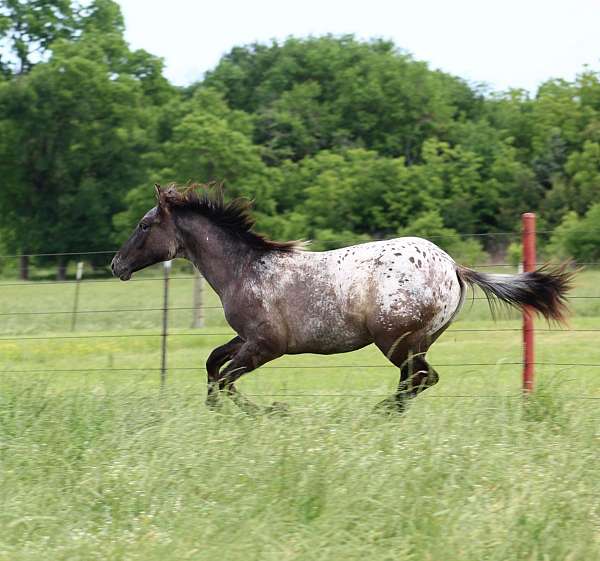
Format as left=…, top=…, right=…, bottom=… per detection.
left=205, top=397, right=223, bottom=411
left=265, top=401, right=290, bottom=416
left=373, top=396, right=407, bottom=415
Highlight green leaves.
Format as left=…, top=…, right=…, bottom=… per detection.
left=396, top=211, right=485, bottom=265
left=0, top=0, right=78, bottom=75
left=548, top=204, right=600, bottom=262
left=205, top=36, right=473, bottom=163
left=0, top=1, right=171, bottom=261
left=2, top=18, right=600, bottom=263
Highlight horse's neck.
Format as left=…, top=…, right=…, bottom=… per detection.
left=176, top=215, right=252, bottom=297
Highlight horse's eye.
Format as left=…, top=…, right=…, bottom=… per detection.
left=140, top=223, right=149, bottom=232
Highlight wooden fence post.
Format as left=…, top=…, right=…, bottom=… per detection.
left=70, top=261, right=84, bottom=331
left=191, top=267, right=205, bottom=328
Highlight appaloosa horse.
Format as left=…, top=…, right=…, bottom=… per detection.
left=111, top=184, right=573, bottom=413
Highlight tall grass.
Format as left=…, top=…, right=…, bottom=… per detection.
left=1, top=266, right=599, bottom=560
left=1, top=377, right=598, bottom=561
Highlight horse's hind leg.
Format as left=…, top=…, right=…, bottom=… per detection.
left=374, top=334, right=440, bottom=412
left=395, top=354, right=439, bottom=410
left=375, top=354, right=439, bottom=412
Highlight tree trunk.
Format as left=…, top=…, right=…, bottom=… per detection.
left=19, top=255, right=29, bottom=280
left=57, top=258, right=67, bottom=281
left=191, top=267, right=205, bottom=328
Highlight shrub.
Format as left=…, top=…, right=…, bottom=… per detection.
left=507, top=242, right=522, bottom=267
left=397, top=210, right=487, bottom=265
left=547, top=203, right=600, bottom=262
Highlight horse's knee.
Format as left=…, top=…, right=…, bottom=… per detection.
left=206, top=337, right=244, bottom=380
left=206, top=348, right=232, bottom=380
left=206, top=358, right=219, bottom=380
left=206, top=348, right=223, bottom=373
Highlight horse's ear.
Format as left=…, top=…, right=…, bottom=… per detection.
left=154, top=183, right=169, bottom=212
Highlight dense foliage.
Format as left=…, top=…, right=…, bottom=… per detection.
left=1, top=0, right=599, bottom=273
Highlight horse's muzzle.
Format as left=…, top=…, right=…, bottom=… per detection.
left=110, top=255, right=132, bottom=281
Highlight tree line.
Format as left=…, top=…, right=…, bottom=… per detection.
left=1, top=0, right=599, bottom=279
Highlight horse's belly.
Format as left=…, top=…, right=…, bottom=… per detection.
left=286, top=313, right=370, bottom=354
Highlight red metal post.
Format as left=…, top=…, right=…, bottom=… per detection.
left=522, top=213, right=536, bottom=393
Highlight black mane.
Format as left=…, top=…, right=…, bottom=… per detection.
left=161, top=184, right=301, bottom=252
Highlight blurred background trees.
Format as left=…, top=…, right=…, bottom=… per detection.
left=1, top=0, right=599, bottom=277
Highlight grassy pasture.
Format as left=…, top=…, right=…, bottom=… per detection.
left=1, top=265, right=599, bottom=560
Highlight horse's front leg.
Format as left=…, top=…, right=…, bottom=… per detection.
left=205, top=336, right=243, bottom=409
left=216, top=340, right=283, bottom=415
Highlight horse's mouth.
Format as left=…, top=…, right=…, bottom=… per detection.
left=119, top=271, right=132, bottom=281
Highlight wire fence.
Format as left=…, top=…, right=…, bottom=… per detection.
left=1, top=223, right=599, bottom=260
left=2, top=233, right=600, bottom=398
left=3, top=263, right=600, bottom=287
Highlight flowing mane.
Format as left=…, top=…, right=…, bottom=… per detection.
left=161, top=183, right=302, bottom=253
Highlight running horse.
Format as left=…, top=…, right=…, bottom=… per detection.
left=111, top=184, right=573, bottom=413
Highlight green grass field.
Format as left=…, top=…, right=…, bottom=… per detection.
left=1, top=264, right=599, bottom=560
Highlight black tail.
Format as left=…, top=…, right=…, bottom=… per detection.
left=456, top=264, right=575, bottom=325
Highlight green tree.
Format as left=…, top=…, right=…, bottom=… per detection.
left=113, top=88, right=276, bottom=239
left=0, top=0, right=79, bottom=75
left=383, top=139, right=485, bottom=235
left=563, top=141, right=600, bottom=215
left=204, top=35, right=480, bottom=163
left=0, top=8, right=168, bottom=276
left=396, top=210, right=485, bottom=265
left=276, top=148, right=408, bottom=240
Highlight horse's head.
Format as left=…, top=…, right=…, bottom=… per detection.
left=111, top=185, right=179, bottom=281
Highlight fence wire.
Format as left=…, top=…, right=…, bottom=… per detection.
left=2, top=262, right=599, bottom=287
left=0, top=299, right=599, bottom=317
left=1, top=225, right=599, bottom=260
left=2, top=237, right=600, bottom=394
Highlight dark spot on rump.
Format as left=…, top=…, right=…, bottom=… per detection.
left=409, top=257, right=415, bottom=263
left=394, top=252, right=402, bottom=256
left=418, top=259, right=422, bottom=268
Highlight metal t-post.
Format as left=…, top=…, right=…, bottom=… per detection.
left=522, top=213, right=536, bottom=393
left=161, top=260, right=172, bottom=388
